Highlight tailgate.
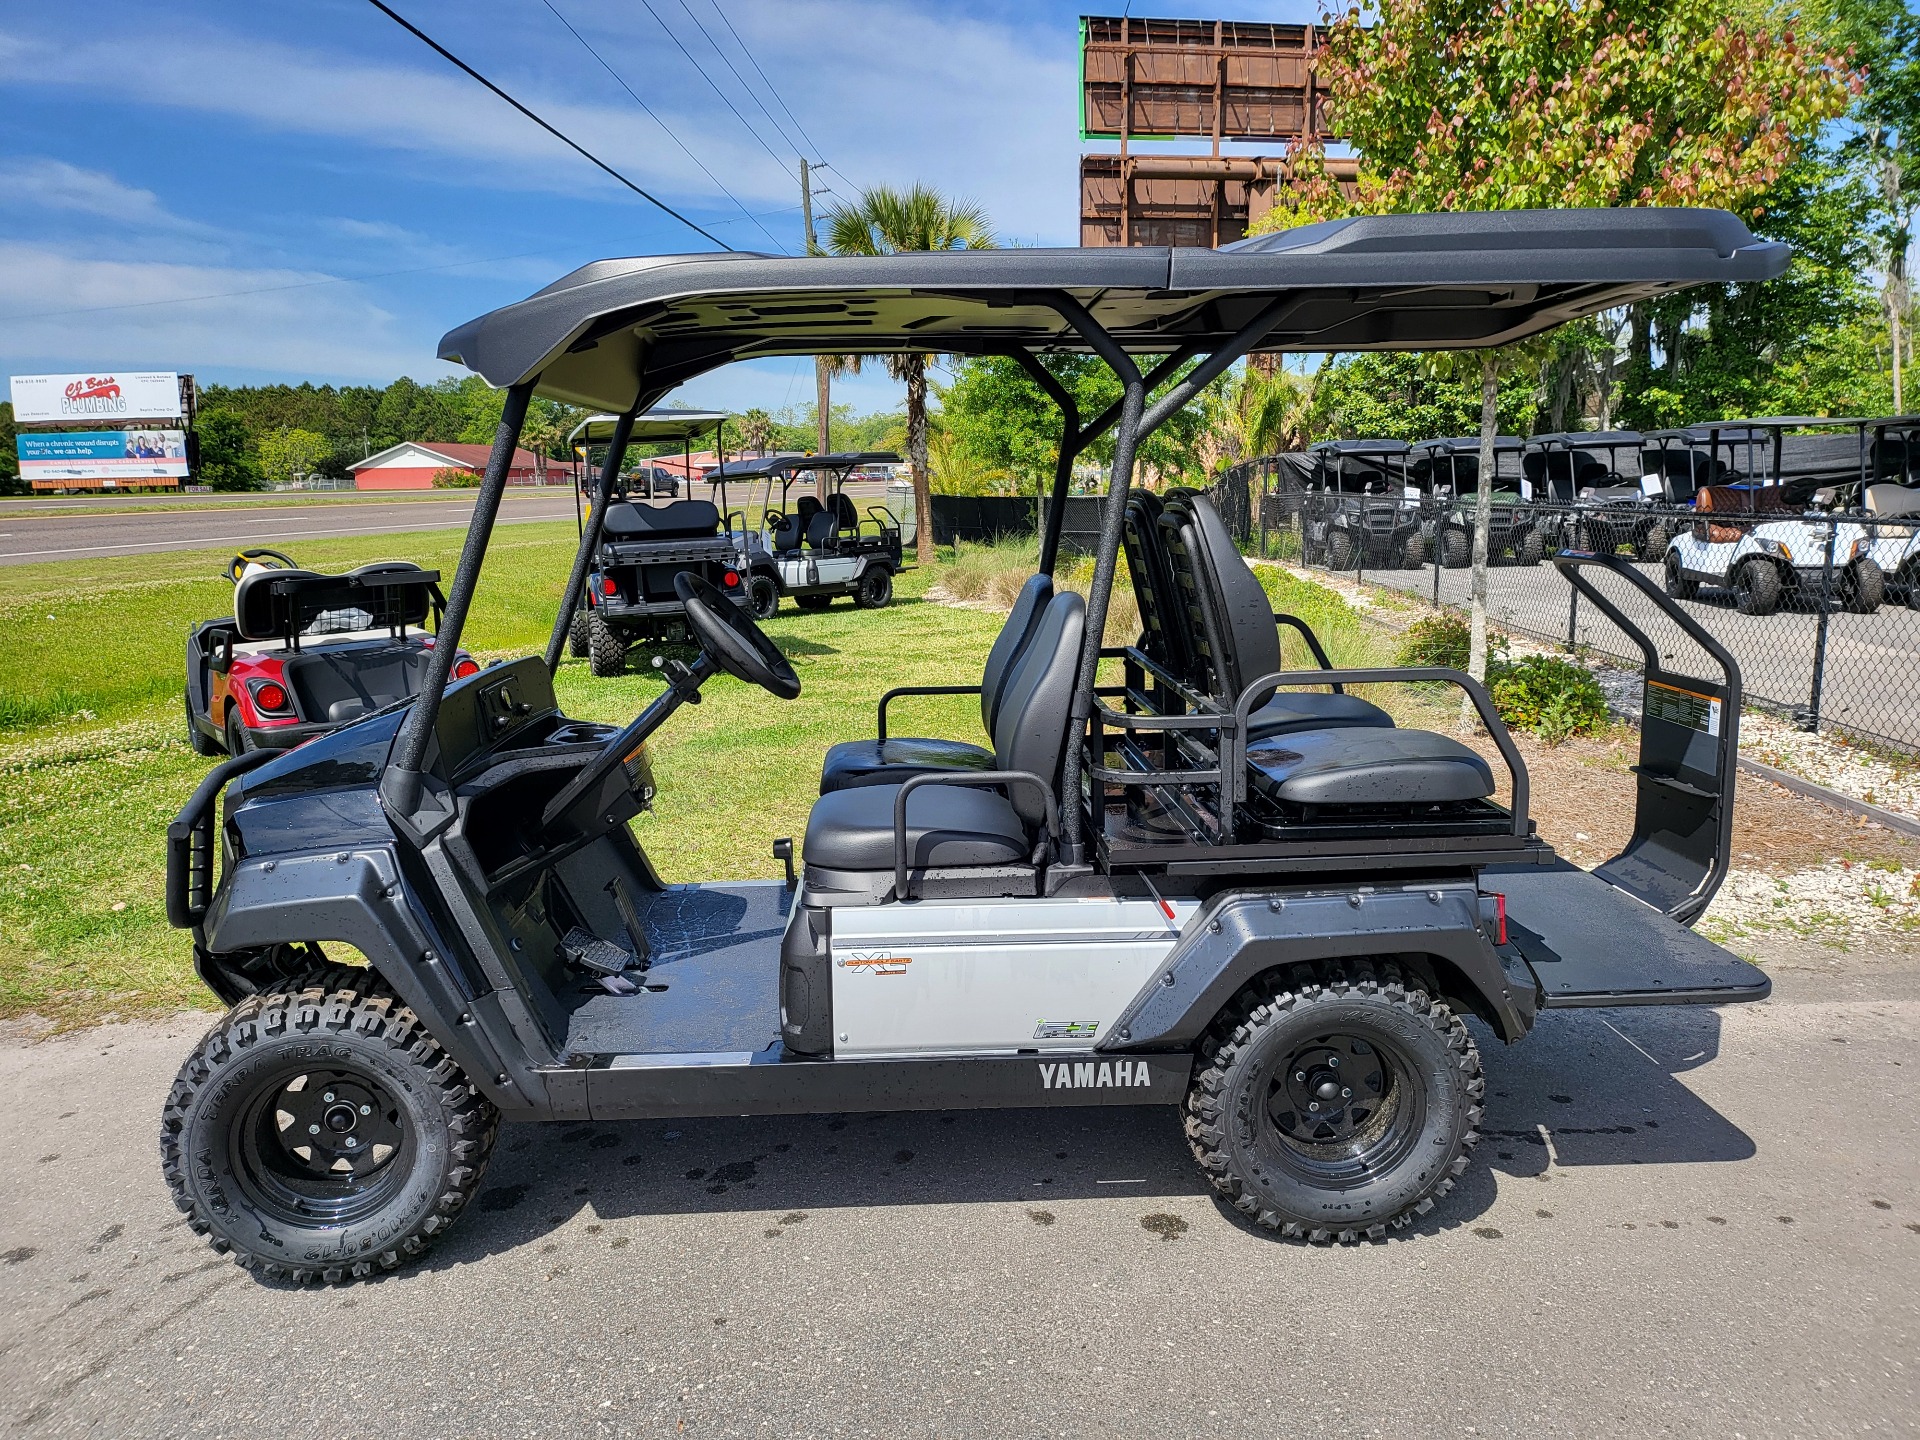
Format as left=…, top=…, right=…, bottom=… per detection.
left=1488, top=860, right=1769, bottom=1008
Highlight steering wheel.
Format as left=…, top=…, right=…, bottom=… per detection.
left=228, top=548, right=297, bottom=583
left=675, top=573, right=800, bottom=699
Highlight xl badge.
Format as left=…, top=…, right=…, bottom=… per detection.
left=839, top=951, right=911, bottom=976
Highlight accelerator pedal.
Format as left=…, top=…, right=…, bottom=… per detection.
left=561, top=926, right=637, bottom=977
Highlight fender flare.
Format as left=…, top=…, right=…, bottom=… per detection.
left=1102, top=886, right=1536, bottom=1052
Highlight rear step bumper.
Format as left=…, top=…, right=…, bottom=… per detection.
left=1488, top=861, right=1770, bottom=1008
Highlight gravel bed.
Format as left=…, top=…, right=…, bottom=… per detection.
left=1703, top=861, right=1920, bottom=943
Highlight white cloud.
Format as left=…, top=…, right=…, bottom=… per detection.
left=0, top=158, right=217, bottom=235
left=0, top=243, right=439, bottom=383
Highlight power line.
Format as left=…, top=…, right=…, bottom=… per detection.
left=537, top=0, right=790, bottom=253
left=705, top=0, right=826, bottom=161
left=635, top=0, right=796, bottom=172
left=363, top=0, right=733, bottom=251
left=670, top=0, right=805, bottom=163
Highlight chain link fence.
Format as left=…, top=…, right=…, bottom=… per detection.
left=1206, top=459, right=1920, bottom=756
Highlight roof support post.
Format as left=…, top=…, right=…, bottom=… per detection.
left=545, top=405, right=636, bottom=676
left=383, top=380, right=533, bottom=821
left=1044, top=297, right=1145, bottom=864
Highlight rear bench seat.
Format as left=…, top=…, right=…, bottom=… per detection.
left=1246, top=729, right=1494, bottom=808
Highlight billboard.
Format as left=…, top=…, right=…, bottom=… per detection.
left=9, top=371, right=184, bottom=423
left=17, top=430, right=189, bottom=482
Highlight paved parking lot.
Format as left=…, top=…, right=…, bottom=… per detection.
left=3, top=955, right=1916, bottom=1438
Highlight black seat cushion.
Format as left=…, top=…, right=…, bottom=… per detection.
left=803, top=783, right=1029, bottom=871
left=603, top=498, right=720, bottom=538
left=1247, top=727, right=1494, bottom=807
left=1248, top=692, right=1394, bottom=740
left=818, top=737, right=995, bottom=792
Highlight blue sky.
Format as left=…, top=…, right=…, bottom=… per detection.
left=0, top=0, right=1315, bottom=415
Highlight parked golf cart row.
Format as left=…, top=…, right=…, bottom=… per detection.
left=157, top=206, right=1786, bottom=1284
left=1295, top=416, right=1920, bottom=614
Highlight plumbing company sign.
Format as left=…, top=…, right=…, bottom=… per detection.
left=9, top=371, right=184, bottom=423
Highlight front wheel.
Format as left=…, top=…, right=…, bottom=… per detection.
left=747, top=573, right=780, bottom=621
left=1733, top=558, right=1782, bottom=616
left=1400, top=531, right=1427, bottom=569
left=853, top=566, right=894, bottom=609
left=1638, top=520, right=1671, bottom=563
left=160, top=980, right=499, bottom=1284
left=1326, top=530, right=1357, bottom=572
left=1185, top=961, right=1482, bottom=1243
left=586, top=611, right=626, bottom=677
left=1841, top=557, right=1885, bottom=614
left=1514, top=527, right=1546, bottom=566
left=1664, top=551, right=1699, bottom=600
left=1439, top=527, right=1471, bottom=569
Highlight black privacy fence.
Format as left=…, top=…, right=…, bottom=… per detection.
left=1208, top=459, right=1920, bottom=756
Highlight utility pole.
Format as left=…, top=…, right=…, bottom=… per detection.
left=803, top=159, right=830, bottom=502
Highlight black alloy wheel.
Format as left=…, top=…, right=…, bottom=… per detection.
left=854, top=566, right=894, bottom=609
left=234, top=1067, right=412, bottom=1225
left=748, top=573, right=780, bottom=620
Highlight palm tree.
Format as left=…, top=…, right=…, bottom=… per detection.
left=736, top=407, right=775, bottom=457
left=823, top=184, right=996, bottom=562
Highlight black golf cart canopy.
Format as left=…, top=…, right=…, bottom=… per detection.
left=1412, top=436, right=1527, bottom=455
left=708, top=450, right=901, bottom=481
left=440, top=209, right=1786, bottom=412
left=1529, top=430, right=1643, bottom=450
left=569, top=408, right=729, bottom=447
left=1310, top=439, right=1410, bottom=457
left=388, top=207, right=1789, bottom=838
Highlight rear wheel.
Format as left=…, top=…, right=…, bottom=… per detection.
left=747, top=574, right=780, bottom=620
left=1400, top=532, right=1426, bottom=569
left=567, top=608, right=590, bottom=658
left=1733, top=558, right=1782, bottom=616
left=1664, top=551, right=1699, bottom=600
left=1185, top=961, right=1482, bottom=1243
left=1638, top=521, right=1671, bottom=562
left=1515, top=527, right=1546, bottom=566
left=586, top=611, right=626, bottom=677
left=1841, top=557, right=1885, bottom=614
left=1440, top=527, right=1471, bottom=569
left=160, top=979, right=498, bottom=1285
left=224, top=709, right=256, bottom=756
left=795, top=594, right=833, bottom=612
left=853, top=566, right=894, bottom=609
left=1904, top=561, right=1920, bottom=611
left=186, top=689, right=221, bottom=757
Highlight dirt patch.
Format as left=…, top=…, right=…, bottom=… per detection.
left=1452, top=727, right=1920, bottom=875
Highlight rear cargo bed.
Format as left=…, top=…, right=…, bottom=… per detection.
left=1487, top=859, right=1769, bottom=1007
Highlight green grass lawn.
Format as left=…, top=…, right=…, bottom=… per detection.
left=0, top=524, right=1382, bottom=1025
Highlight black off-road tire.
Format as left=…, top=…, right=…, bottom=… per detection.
left=1664, top=551, right=1699, bottom=601
left=567, top=608, right=591, bottom=657
left=160, top=980, right=498, bottom=1285
left=854, top=567, right=894, bottom=609
left=186, top=689, right=221, bottom=756
left=586, top=611, right=626, bottom=677
left=1733, top=558, right=1783, bottom=616
left=1903, top=562, right=1920, bottom=611
left=748, top=574, right=780, bottom=621
left=224, top=709, right=256, bottom=756
left=1324, top=530, right=1357, bottom=572
left=1185, top=960, right=1483, bottom=1243
left=1638, top=521, right=1671, bottom=562
left=1400, top=531, right=1427, bottom=569
left=1841, top=557, right=1885, bottom=614
left=1515, top=527, right=1547, bottom=567
left=795, top=594, right=833, bottom=612
left=1439, top=527, right=1472, bottom=569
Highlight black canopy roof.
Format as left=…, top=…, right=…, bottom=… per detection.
left=568, top=407, right=728, bottom=447
left=1310, top=439, right=1410, bottom=456
left=1529, top=430, right=1643, bottom=449
left=1412, top=436, right=1526, bottom=454
left=439, top=209, right=1788, bottom=413
left=707, top=450, right=901, bottom=481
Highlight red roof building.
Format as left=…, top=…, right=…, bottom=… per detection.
left=349, top=440, right=562, bottom=491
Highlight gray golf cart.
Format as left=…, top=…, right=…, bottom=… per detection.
left=159, top=208, right=1785, bottom=1282
left=1302, top=439, right=1424, bottom=570
left=1410, top=435, right=1543, bottom=567
left=1523, top=430, right=1671, bottom=559
left=564, top=408, right=744, bottom=675
left=707, top=450, right=907, bottom=617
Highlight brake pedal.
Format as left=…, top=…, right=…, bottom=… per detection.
left=561, top=926, right=636, bottom=977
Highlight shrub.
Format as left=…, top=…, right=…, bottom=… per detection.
left=431, top=467, right=477, bottom=489
left=1487, top=654, right=1608, bottom=743
left=1397, top=612, right=1470, bottom=669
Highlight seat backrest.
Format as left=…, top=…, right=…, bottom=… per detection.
left=990, top=591, right=1086, bottom=831
left=980, top=573, right=1053, bottom=734
left=829, top=491, right=858, bottom=529
left=1865, top=481, right=1920, bottom=517
left=603, top=498, right=720, bottom=539
left=771, top=494, right=820, bottom=551
left=234, top=567, right=324, bottom=641
left=1182, top=496, right=1285, bottom=709
left=1122, top=492, right=1192, bottom=676
left=805, top=507, right=839, bottom=549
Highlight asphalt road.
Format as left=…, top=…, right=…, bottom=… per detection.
left=2, top=956, right=1916, bottom=1438
left=0, top=492, right=585, bottom=565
